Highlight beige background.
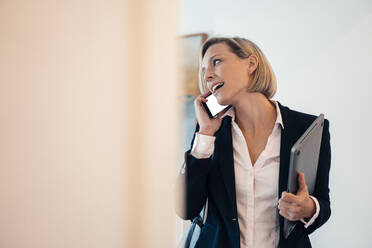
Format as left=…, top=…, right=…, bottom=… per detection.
left=0, top=0, right=179, bottom=247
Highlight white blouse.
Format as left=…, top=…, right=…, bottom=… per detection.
left=191, top=100, right=319, bottom=248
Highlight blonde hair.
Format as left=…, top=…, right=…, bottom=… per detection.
left=198, top=36, right=277, bottom=99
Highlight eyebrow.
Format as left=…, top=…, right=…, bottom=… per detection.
left=201, top=54, right=221, bottom=72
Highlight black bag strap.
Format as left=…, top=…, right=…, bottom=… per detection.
left=183, top=198, right=209, bottom=247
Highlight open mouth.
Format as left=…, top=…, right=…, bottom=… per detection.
left=212, top=82, right=224, bottom=93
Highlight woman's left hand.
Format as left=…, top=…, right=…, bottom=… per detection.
left=278, top=173, right=316, bottom=221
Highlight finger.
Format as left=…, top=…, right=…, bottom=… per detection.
left=194, top=96, right=207, bottom=107
left=201, top=91, right=212, bottom=98
left=279, top=209, right=297, bottom=221
left=282, top=204, right=301, bottom=215
left=278, top=199, right=295, bottom=210
left=281, top=192, right=300, bottom=204
left=297, top=173, right=308, bottom=193
left=278, top=200, right=300, bottom=217
left=195, top=92, right=211, bottom=104
left=283, top=208, right=301, bottom=221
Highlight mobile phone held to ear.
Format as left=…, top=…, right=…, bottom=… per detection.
left=201, top=94, right=232, bottom=119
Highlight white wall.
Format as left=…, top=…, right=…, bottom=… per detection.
left=179, top=0, right=372, bottom=247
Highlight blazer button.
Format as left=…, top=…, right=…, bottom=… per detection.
left=232, top=218, right=237, bottom=222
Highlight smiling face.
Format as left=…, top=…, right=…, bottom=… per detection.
left=201, top=42, right=257, bottom=106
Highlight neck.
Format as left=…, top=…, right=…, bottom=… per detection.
left=233, top=93, right=277, bottom=136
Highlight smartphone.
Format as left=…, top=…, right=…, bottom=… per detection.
left=201, top=94, right=232, bottom=119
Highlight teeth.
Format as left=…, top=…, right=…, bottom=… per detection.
left=212, top=82, right=224, bottom=93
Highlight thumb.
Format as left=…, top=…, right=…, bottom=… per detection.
left=297, top=173, right=308, bottom=193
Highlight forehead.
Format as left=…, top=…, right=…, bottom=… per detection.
left=201, top=43, right=231, bottom=67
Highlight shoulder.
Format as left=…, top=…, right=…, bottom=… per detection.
left=277, top=101, right=330, bottom=134
left=279, top=101, right=316, bottom=121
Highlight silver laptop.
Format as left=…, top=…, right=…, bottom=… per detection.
left=283, top=114, right=325, bottom=239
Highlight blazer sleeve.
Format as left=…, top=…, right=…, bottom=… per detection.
left=174, top=123, right=215, bottom=220
left=304, top=118, right=332, bottom=234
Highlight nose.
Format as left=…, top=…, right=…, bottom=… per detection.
left=204, top=66, right=216, bottom=83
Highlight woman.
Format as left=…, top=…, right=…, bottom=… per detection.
left=175, top=36, right=331, bottom=248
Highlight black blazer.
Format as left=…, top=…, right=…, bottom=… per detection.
left=175, top=101, right=331, bottom=248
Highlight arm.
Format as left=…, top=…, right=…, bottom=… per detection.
left=174, top=92, right=225, bottom=220
left=174, top=124, right=216, bottom=220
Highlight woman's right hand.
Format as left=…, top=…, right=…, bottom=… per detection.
left=194, top=91, right=226, bottom=136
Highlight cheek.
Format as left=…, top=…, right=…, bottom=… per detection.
left=228, top=76, right=249, bottom=91
left=223, top=66, right=249, bottom=86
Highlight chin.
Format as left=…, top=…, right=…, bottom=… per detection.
left=215, top=95, right=230, bottom=106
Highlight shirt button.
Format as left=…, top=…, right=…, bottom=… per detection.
left=232, top=218, right=237, bottom=222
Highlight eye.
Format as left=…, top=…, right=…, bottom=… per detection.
left=213, top=59, right=221, bottom=66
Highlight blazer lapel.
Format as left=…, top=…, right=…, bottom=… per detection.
left=214, top=116, right=238, bottom=218
left=277, top=101, right=292, bottom=203
left=277, top=101, right=302, bottom=238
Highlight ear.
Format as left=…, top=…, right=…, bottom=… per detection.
left=246, top=55, right=258, bottom=75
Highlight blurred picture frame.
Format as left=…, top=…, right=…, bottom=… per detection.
left=178, top=33, right=208, bottom=150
